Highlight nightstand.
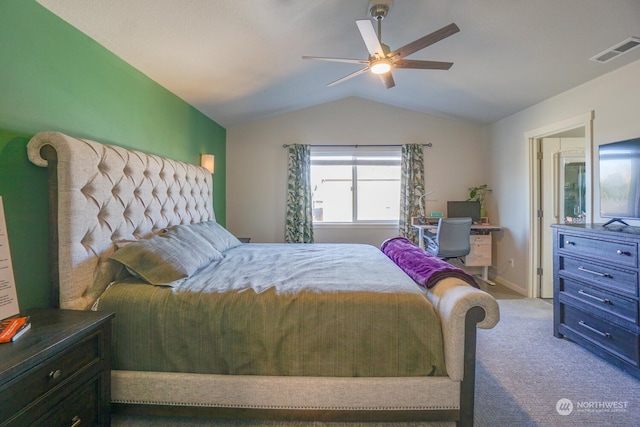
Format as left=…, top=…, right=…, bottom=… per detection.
left=0, top=309, right=114, bottom=426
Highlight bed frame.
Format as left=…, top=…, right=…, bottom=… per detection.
left=27, top=132, right=499, bottom=426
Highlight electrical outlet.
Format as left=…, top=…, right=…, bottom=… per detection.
left=509, top=258, right=514, bottom=268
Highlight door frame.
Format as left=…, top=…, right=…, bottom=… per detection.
left=525, top=111, right=594, bottom=298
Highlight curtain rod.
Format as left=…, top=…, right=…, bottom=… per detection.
left=282, top=143, right=432, bottom=148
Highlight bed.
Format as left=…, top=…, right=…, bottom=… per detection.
left=27, top=131, right=499, bottom=426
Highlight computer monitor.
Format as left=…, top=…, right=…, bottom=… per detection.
left=447, top=201, right=481, bottom=224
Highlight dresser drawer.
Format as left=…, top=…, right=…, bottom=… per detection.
left=559, top=232, right=637, bottom=268
left=559, top=278, right=638, bottom=326
left=0, top=331, right=103, bottom=422
left=562, top=304, right=639, bottom=366
left=558, top=256, right=638, bottom=297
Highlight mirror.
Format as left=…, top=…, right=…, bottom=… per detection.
left=561, top=153, right=586, bottom=224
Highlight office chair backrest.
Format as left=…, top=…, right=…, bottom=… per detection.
left=433, top=217, right=472, bottom=258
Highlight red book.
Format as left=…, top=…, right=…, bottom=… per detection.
left=0, top=316, right=30, bottom=343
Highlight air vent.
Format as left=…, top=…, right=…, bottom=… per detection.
left=590, top=37, right=640, bottom=63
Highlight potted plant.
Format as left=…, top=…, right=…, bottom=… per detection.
left=467, top=184, right=491, bottom=217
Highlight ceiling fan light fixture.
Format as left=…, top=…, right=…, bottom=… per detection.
left=303, top=0, right=457, bottom=88
left=370, top=59, right=391, bottom=74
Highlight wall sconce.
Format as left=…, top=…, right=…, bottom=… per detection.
left=200, top=154, right=215, bottom=174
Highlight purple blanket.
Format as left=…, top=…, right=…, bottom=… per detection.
left=381, top=237, right=478, bottom=289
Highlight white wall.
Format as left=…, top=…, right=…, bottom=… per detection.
left=487, top=59, right=640, bottom=295
left=226, top=97, right=488, bottom=246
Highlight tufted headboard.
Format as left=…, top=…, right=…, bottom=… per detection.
left=27, top=132, right=214, bottom=310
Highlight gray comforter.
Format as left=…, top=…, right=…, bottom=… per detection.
left=95, top=243, right=446, bottom=377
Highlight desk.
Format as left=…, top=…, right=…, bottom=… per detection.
left=412, top=224, right=502, bottom=285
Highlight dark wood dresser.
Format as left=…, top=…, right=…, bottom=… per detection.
left=0, top=309, right=114, bottom=426
left=552, top=223, right=640, bottom=379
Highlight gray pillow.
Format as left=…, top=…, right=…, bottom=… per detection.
left=110, top=224, right=222, bottom=285
left=188, top=221, right=243, bottom=252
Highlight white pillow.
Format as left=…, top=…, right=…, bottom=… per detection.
left=187, top=221, right=243, bottom=253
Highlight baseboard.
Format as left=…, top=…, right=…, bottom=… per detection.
left=491, top=275, right=527, bottom=296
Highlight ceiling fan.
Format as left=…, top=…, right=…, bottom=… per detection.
left=302, top=1, right=459, bottom=89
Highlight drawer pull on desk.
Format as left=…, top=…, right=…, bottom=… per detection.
left=578, top=320, right=612, bottom=338
left=616, top=249, right=631, bottom=256
left=578, top=289, right=611, bottom=305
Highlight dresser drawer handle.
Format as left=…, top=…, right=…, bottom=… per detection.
left=578, top=289, right=612, bottom=304
left=578, top=320, right=611, bottom=338
left=616, top=249, right=631, bottom=256
left=577, top=266, right=611, bottom=278
left=49, top=369, right=62, bottom=380
left=565, top=240, right=575, bottom=246
left=70, top=416, right=81, bottom=427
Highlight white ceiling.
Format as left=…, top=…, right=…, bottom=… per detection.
left=37, top=0, right=640, bottom=129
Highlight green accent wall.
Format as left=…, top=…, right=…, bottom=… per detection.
left=0, top=1, right=226, bottom=310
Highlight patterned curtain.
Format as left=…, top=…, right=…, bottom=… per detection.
left=399, top=144, right=426, bottom=243
left=285, top=144, right=314, bottom=243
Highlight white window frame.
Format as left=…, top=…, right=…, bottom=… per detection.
left=310, top=147, right=401, bottom=225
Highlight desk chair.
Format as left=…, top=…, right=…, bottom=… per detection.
left=424, top=217, right=472, bottom=260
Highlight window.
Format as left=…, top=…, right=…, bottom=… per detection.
left=310, top=150, right=401, bottom=223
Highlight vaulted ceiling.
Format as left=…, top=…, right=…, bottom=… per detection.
left=37, top=0, right=640, bottom=128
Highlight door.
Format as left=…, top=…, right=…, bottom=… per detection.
left=540, top=137, right=585, bottom=298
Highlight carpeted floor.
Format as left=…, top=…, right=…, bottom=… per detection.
left=112, top=298, right=640, bottom=427
left=474, top=298, right=639, bottom=426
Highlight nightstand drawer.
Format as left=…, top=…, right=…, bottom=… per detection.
left=562, top=305, right=639, bottom=366
left=559, top=232, right=637, bottom=268
left=0, top=331, right=102, bottom=423
left=36, top=374, right=102, bottom=427
left=4, top=372, right=103, bottom=427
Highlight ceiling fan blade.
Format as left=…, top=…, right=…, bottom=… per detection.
left=388, top=23, right=460, bottom=59
left=356, top=19, right=386, bottom=58
left=393, top=59, right=454, bottom=70
left=326, top=67, right=370, bottom=87
left=379, top=72, right=395, bottom=89
left=302, top=56, right=369, bottom=65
